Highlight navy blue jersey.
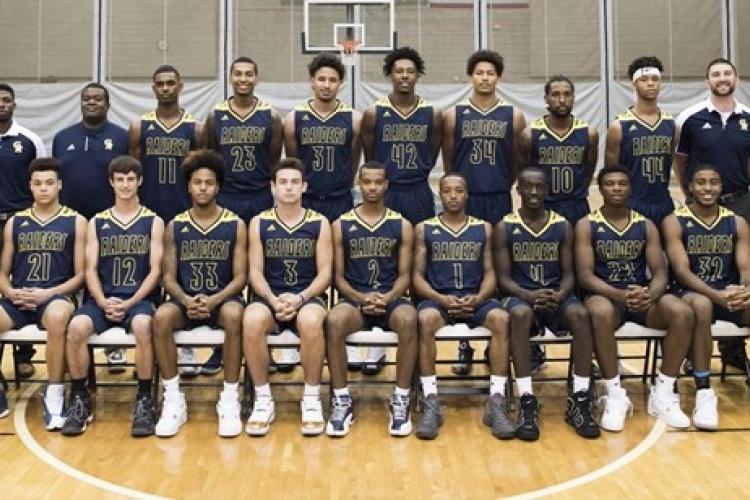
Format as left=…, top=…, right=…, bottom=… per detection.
left=0, top=122, right=45, bottom=213
left=675, top=205, right=739, bottom=289
left=423, top=215, right=487, bottom=296
left=172, top=208, right=239, bottom=295
left=340, top=207, right=403, bottom=294
left=530, top=117, right=591, bottom=203
left=615, top=109, right=674, bottom=202
left=259, top=208, right=323, bottom=295
left=503, top=209, right=567, bottom=290
left=139, top=110, right=198, bottom=222
left=93, top=206, right=156, bottom=299
left=588, top=209, right=649, bottom=289
left=452, top=100, right=514, bottom=194
left=11, top=206, right=78, bottom=289
left=294, top=101, right=354, bottom=198
left=373, top=96, right=435, bottom=186
left=212, top=98, right=274, bottom=193
left=53, top=120, right=129, bottom=219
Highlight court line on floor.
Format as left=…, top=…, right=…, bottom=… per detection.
left=14, top=384, right=169, bottom=500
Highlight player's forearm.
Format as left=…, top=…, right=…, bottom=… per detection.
left=334, top=275, right=366, bottom=304
left=674, top=268, right=724, bottom=304
left=476, top=274, right=497, bottom=302
left=0, top=275, right=13, bottom=296
left=85, top=273, right=108, bottom=308
left=578, top=272, right=626, bottom=302
left=557, top=274, right=576, bottom=300
left=126, top=270, right=162, bottom=306
left=647, top=271, right=668, bottom=300
left=498, top=277, right=534, bottom=303
left=383, top=275, right=410, bottom=304
left=300, top=273, right=331, bottom=301
left=48, top=273, right=84, bottom=297
left=412, top=276, right=442, bottom=303
left=163, top=276, right=188, bottom=306
left=207, top=275, right=246, bottom=305
left=249, top=271, right=276, bottom=304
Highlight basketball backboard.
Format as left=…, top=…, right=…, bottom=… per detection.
left=302, top=0, right=396, bottom=54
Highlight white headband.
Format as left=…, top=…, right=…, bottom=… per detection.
left=632, top=67, right=661, bottom=82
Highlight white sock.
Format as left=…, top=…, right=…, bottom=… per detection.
left=490, top=375, right=507, bottom=396
left=163, top=376, right=180, bottom=396
left=255, top=383, right=272, bottom=399
left=605, top=375, right=621, bottom=396
left=333, top=387, right=350, bottom=398
left=516, top=376, right=533, bottom=396
left=46, top=383, right=64, bottom=400
left=573, top=375, right=590, bottom=394
left=394, top=386, right=410, bottom=397
left=421, top=376, right=438, bottom=396
left=45, top=384, right=64, bottom=414
left=222, top=381, right=239, bottom=396
left=303, top=383, right=320, bottom=400
left=656, top=373, right=676, bottom=399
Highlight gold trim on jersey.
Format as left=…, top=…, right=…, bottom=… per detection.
left=531, top=116, right=588, bottom=143
left=461, top=98, right=511, bottom=116
left=588, top=208, right=645, bottom=237
left=19, top=205, right=76, bottom=227
left=142, top=109, right=196, bottom=134
left=616, top=108, right=673, bottom=132
left=297, top=100, right=351, bottom=123
left=505, top=209, right=565, bottom=238
left=260, top=208, right=324, bottom=234
left=428, top=214, right=483, bottom=238
left=341, top=206, right=401, bottom=233
left=174, top=208, right=237, bottom=236
left=377, top=96, right=431, bottom=121
left=97, top=206, right=155, bottom=231
left=215, top=98, right=272, bottom=123
left=675, top=205, right=734, bottom=231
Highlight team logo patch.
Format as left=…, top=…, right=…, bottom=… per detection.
left=431, top=228, right=440, bottom=235
left=686, top=221, right=694, bottom=228
left=597, top=226, right=606, bottom=233
left=104, top=138, right=113, bottom=150
left=221, top=114, right=229, bottom=121
left=741, top=119, right=748, bottom=131
left=147, top=124, right=155, bottom=131
left=702, top=123, right=712, bottom=130
left=267, top=224, right=276, bottom=231
left=463, top=109, right=471, bottom=115
left=383, top=111, right=391, bottom=118
left=539, top=133, right=547, bottom=140
left=66, top=143, right=76, bottom=151
left=512, top=228, right=521, bottom=235
left=12, top=141, right=22, bottom=153
left=20, top=220, right=29, bottom=227
left=180, top=226, right=189, bottom=233
left=629, top=124, right=637, bottom=132
left=101, top=223, right=110, bottom=230
left=301, top=114, right=310, bottom=121
left=349, top=225, right=357, bottom=232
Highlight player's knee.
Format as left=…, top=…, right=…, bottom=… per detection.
left=66, top=316, right=91, bottom=345
left=392, top=307, right=417, bottom=338
left=565, top=305, right=590, bottom=328
left=691, top=295, right=713, bottom=321
left=586, top=297, right=614, bottom=323
left=131, top=316, right=152, bottom=344
left=668, top=300, right=695, bottom=329
left=45, top=305, right=72, bottom=332
left=297, top=310, right=325, bottom=336
left=485, top=309, right=509, bottom=337
left=219, top=302, right=243, bottom=327
left=153, top=306, right=177, bottom=338
left=417, top=308, right=442, bottom=335
left=509, top=304, right=533, bottom=326
left=324, top=309, right=350, bottom=339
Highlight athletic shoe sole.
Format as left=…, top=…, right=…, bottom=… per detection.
left=326, top=414, right=354, bottom=437
left=388, top=416, right=412, bottom=437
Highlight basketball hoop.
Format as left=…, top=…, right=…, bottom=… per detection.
left=337, top=39, right=361, bottom=67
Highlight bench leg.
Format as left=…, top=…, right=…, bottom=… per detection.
left=87, top=346, right=97, bottom=391
left=12, top=345, right=21, bottom=389
left=650, top=341, right=660, bottom=385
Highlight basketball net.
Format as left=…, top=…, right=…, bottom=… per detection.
left=337, top=39, right=360, bottom=67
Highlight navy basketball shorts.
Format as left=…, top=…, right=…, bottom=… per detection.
left=74, top=298, right=155, bottom=334
left=0, top=294, right=75, bottom=329
left=337, top=296, right=413, bottom=331
left=628, top=197, right=674, bottom=226
left=500, top=294, right=582, bottom=336
left=467, top=191, right=512, bottom=225
left=303, top=192, right=354, bottom=222
left=168, top=295, right=245, bottom=330
left=547, top=199, right=591, bottom=225
left=218, top=188, right=274, bottom=223
left=418, top=298, right=502, bottom=329
left=385, top=182, right=435, bottom=225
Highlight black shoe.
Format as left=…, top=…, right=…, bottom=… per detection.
left=61, top=393, right=93, bottom=436
left=515, top=394, right=540, bottom=441
left=565, top=390, right=600, bottom=439
left=719, top=340, right=748, bottom=372
left=131, top=394, right=157, bottom=437
left=451, top=341, right=475, bottom=376
left=201, top=347, right=223, bottom=375
left=415, top=394, right=443, bottom=440
left=530, top=345, right=547, bottom=375
left=0, top=389, right=8, bottom=419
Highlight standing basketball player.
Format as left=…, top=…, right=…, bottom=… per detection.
left=413, top=173, right=511, bottom=440
left=325, top=161, right=417, bottom=437
left=62, top=156, right=164, bottom=436
left=576, top=165, right=694, bottom=431
left=361, top=47, right=442, bottom=226
left=243, top=158, right=332, bottom=437
left=519, top=75, right=598, bottom=224
left=605, top=56, right=676, bottom=224
left=152, top=150, right=247, bottom=438
left=0, top=158, right=86, bottom=429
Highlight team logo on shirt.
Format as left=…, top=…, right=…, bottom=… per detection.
left=221, top=115, right=229, bottom=121
left=740, top=119, right=748, bottom=131
left=463, top=109, right=471, bottom=115
left=597, top=226, right=606, bottom=233
left=686, top=221, right=694, bottom=228
left=383, top=111, right=391, bottom=118
left=181, top=226, right=189, bottom=233
left=66, top=144, right=76, bottom=151
left=349, top=225, right=357, bottom=232
left=12, top=141, right=22, bottom=153
left=101, top=223, right=110, bottom=230
left=301, top=115, right=310, bottom=121
left=539, top=133, right=548, bottom=141
left=702, top=123, right=712, bottom=130
left=104, top=139, right=113, bottom=150
left=432, top=228, right=440, bottom=235
left=629, top=124, right=637, bottom=132
left=20, top=220, right=28, bottom=227
left=512, top=228, right=522, bottom=235
left=267, top=224, right=276, bottom=232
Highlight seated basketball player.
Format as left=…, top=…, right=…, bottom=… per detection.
left=243, top=158, right=332, bottom=437
left=62, top=156, right=164, bottom=437
left=495, top=167, right=599, bottom=440
left=0, top=158, right=86, bottom=429
left=413, top=173, right=511, bottom=440
left=153, top=150, right=247, bottom=438
left=663, top=164, right=749, bottom=430
left=325, top=161, right=417, bottom=437
left=576, top=164, right=693, bottom=431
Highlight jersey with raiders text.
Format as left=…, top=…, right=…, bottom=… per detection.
left=588, top=209, right=649, bottom=289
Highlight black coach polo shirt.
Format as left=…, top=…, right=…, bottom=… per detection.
left=676, top=98, right=750, bottom=195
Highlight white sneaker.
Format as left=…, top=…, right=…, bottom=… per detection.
left=276, top=348, right=300, bottom=372
left=362, top=346, right=387, bottom=375
left=178, top=348, right=200, bottom=377
left=155, top=392, right=187, bottom=437
left=599, top=387, right=633, bottom=432
left=693, top=388, right=719, bottom=431
left=246, top=397, right=275, bottom=436
left=216, top=392, right=242, bottom=437
left=647, top=386, right=690, bottom=429
left=346, top=346, right=363, bottom=370
left=300, top=396, right=325, bottom=436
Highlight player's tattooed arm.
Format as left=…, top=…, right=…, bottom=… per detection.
left=441, top=108, right=456, bottom=173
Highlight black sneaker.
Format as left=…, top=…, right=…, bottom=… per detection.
left=201, top=347, right=223, bottom=375
left=530, top=345, right=547, bottom=375
left=451, top=341, right=475, bottom=376
left=131, top=394, right=157, bottom=437
left=415, top=394, right=443, bottom=440
left=565, top=390, right=600, bottom=439
left=0, top=389, right=8, bottom=418
left=719, top=340, right=748, bottom=372
left=61, top=393, right=93, bottom=436
left=515, top=394, right=540, bottom=441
